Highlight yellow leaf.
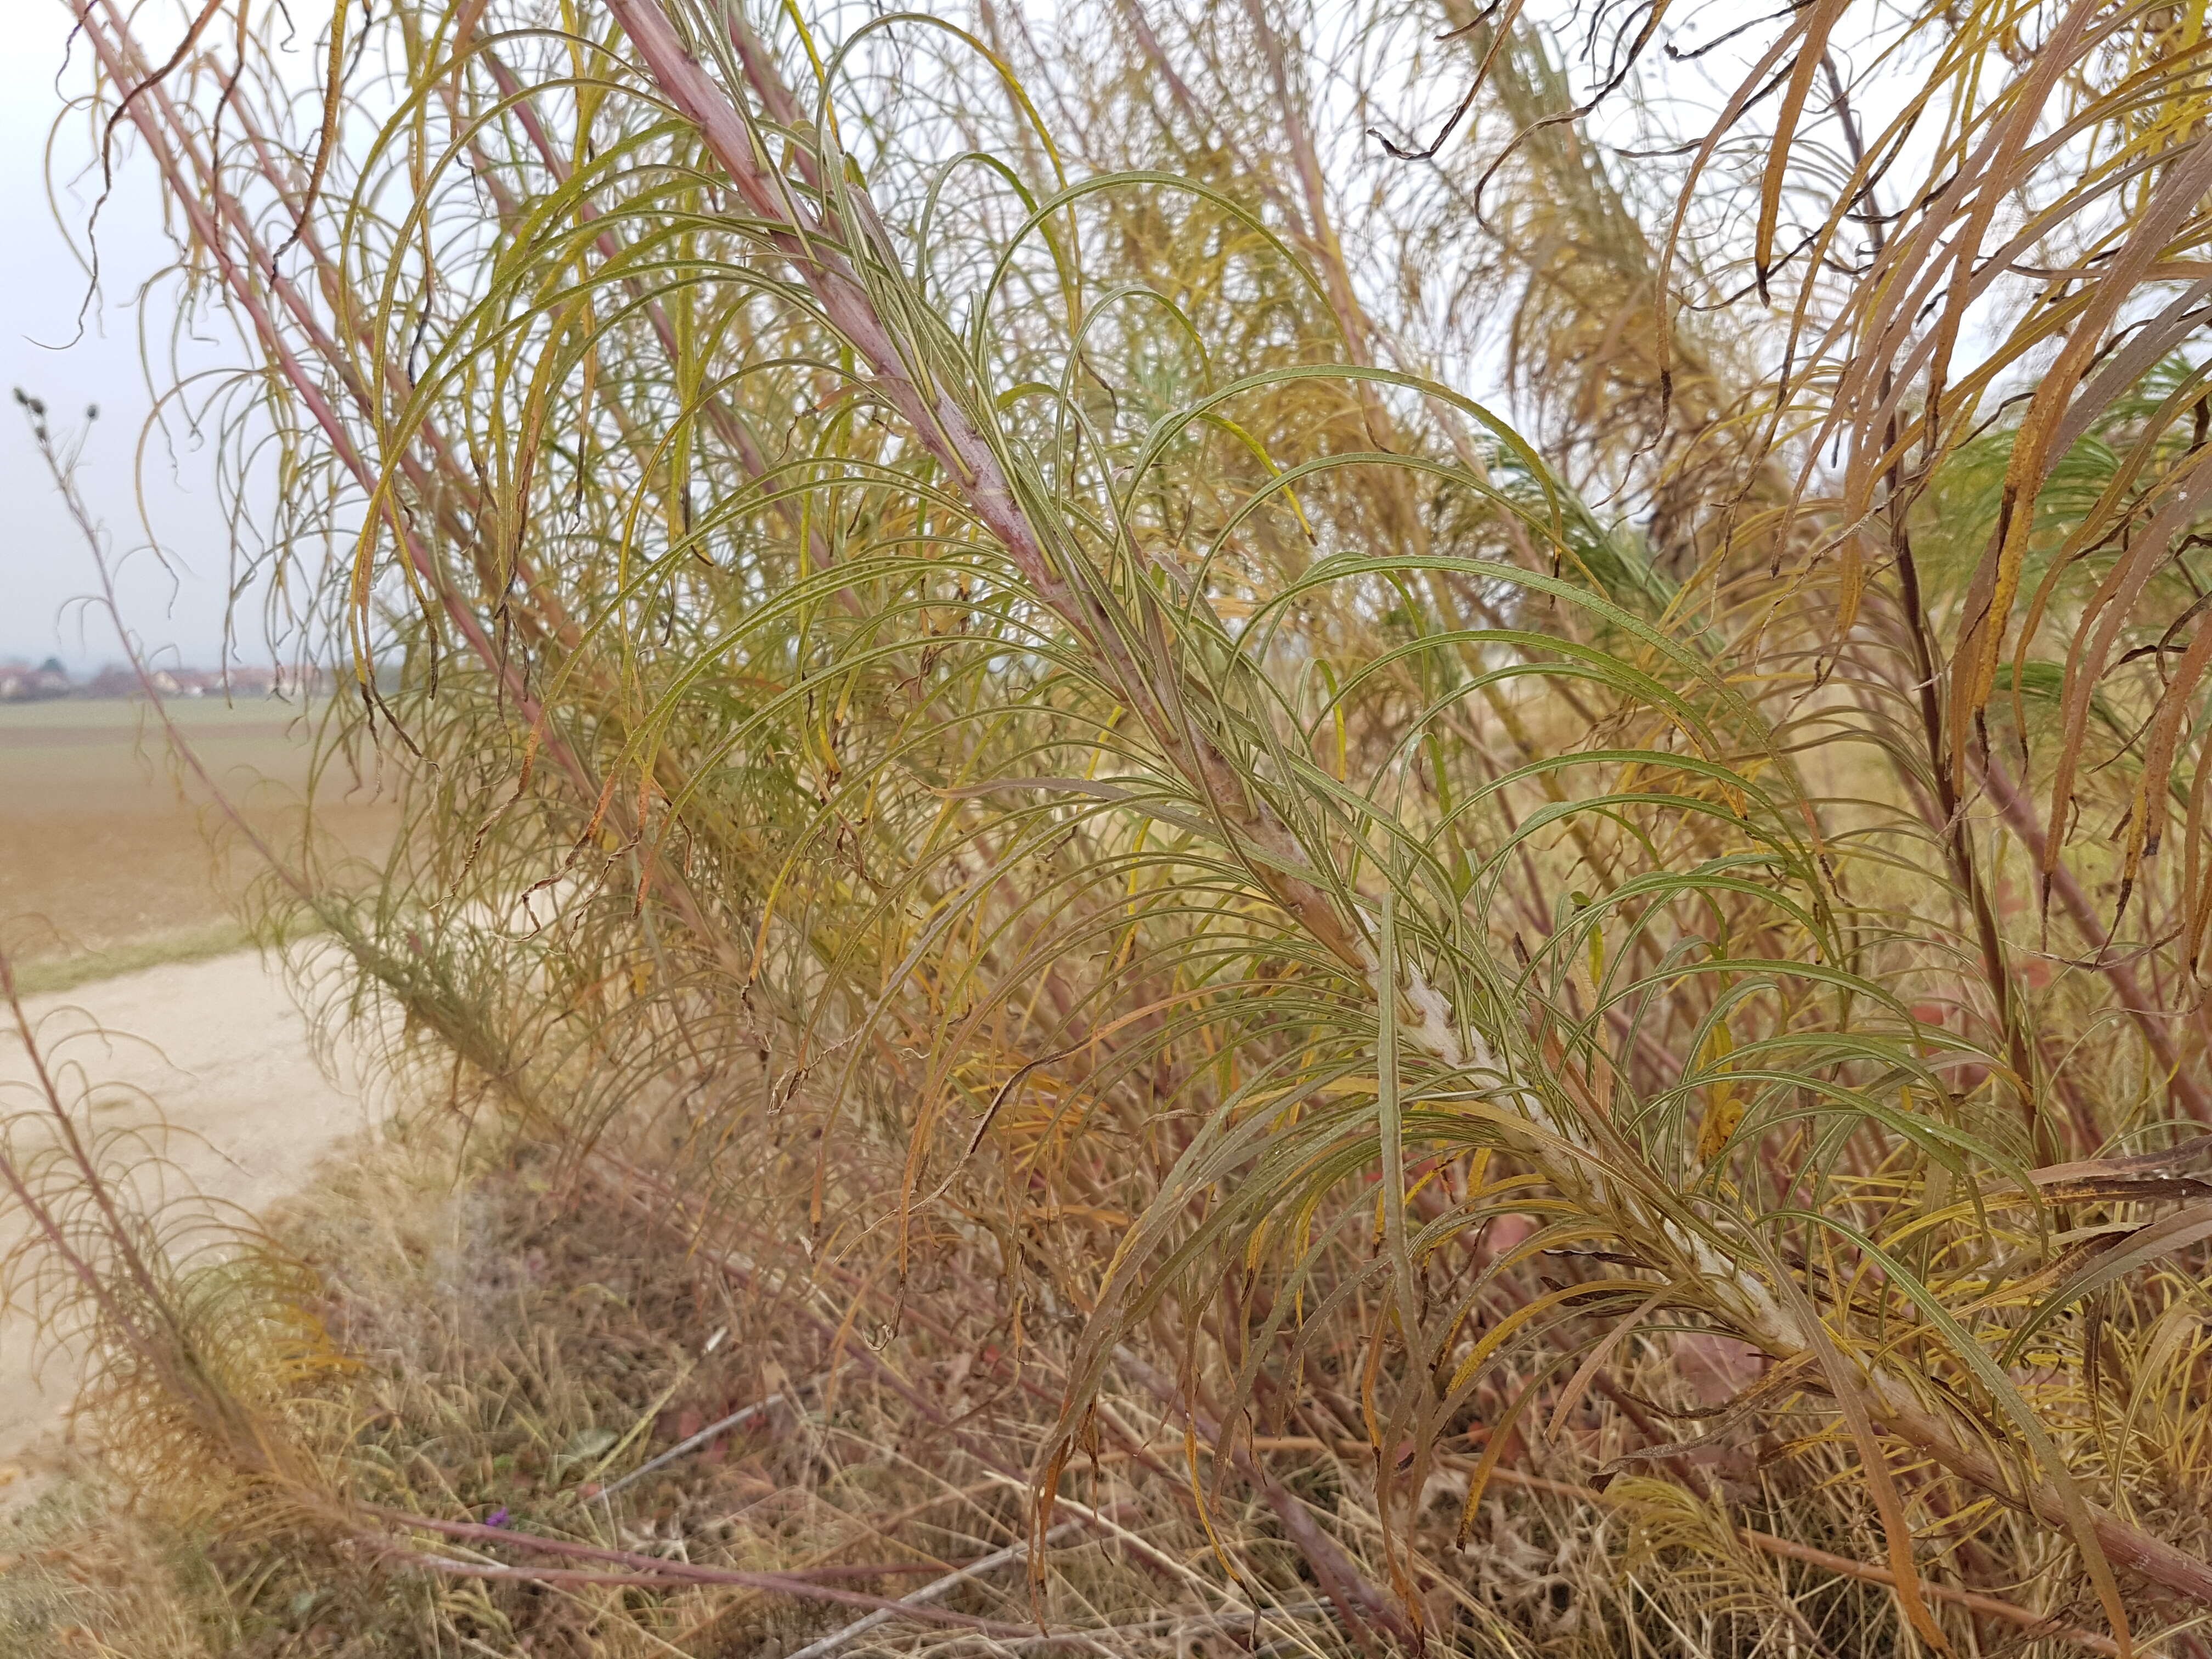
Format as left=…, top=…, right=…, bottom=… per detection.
left=1697, top=1023, right=1741, bottom=1163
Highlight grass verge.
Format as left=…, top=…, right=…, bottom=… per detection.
left=8, top=923, right=259, bottom=998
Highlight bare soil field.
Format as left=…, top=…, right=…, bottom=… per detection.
left=0, top=699, right=397, bottom=990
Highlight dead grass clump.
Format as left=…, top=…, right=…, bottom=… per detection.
left=14, top=1119, right=1336, bottom=1657
left=3, top=1041, right=2166, bottom=1655
left=0, top=1480, right=213, bottom=1658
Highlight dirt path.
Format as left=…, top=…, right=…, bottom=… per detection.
left=0, top=947, right=371, bottom=1493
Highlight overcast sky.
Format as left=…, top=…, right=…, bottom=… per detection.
left=0, top=4, right=246, bottom=675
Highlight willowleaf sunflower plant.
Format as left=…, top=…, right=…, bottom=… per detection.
left=27, top=0, right=2212, bottom=1650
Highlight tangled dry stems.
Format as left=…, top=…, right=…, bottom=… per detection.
left=14, top=1115, right=2115, bottom=1658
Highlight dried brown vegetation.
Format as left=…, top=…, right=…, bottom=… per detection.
left=13, top=0, right=2212, bottom=1652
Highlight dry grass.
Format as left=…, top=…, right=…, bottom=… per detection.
left=7, top=1108, right=2053, bottom=1659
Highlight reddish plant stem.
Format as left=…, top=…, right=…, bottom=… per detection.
left=369, top=1506, right=1034, bottom=1626
left=1480, top=1466, right=2122, bottom=1654
left=600, top=0, right=1370, bottom=974
left=1979, top=756, right=2210, bottom=1121
left=1875, top=1397, right=2212, bottom=1607
left=78, top=0, right=758, bottom=984
left=1892, top=511, right=2046, bottom=1156
left=74, top=3, right=573, bottom=774
left=1109, top=1349, right=1416, bottom=1647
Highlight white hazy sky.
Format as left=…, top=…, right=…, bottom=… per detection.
left=0, top=3, right=246, bottom=675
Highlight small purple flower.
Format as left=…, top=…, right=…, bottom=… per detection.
left=484, top=1507, right=512, bottom=1528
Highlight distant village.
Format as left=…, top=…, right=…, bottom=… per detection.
left=0, top=657, right=336, bottom=702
